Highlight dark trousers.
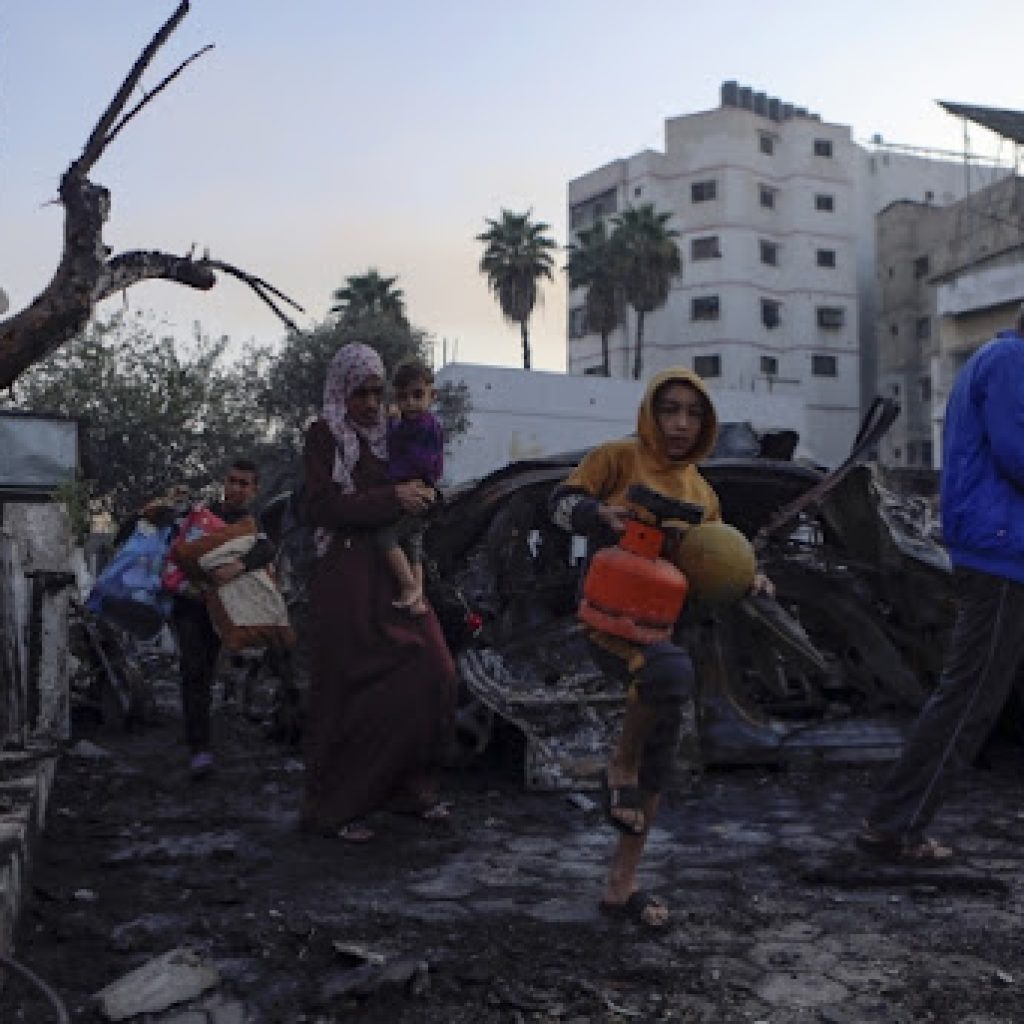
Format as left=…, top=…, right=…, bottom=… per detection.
left=172, top=596, right=220, bottom=753
left=589, top=639, right=695, bottom=794
left=867, top=567, right=1024, bottom=840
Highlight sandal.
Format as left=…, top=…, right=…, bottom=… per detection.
left=855, top=823, right=953, bottom=865
left=420, top=801, right=452, bottom=822
left=335, top=822, right=375, bottom=843
left=599, top=890, right=670, bottom=931
left=300, top=817, right=374, bottom=843
left=601, top=770, right=645, bottom=836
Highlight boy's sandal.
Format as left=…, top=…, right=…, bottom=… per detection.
left=855, top=825, right=953, bottom=864
left=898, top=836, right=954, bottom=863
left=601, top=771, right=645, bottom=835
left=599, top=890, right=671, bottom=931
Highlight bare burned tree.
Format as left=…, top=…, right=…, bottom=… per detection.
left=0, top=0, right=302, bottom=389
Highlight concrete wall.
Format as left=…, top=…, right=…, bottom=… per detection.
left=436, top=363, right=808, bottom=485
left=875, top=175, right=1024, bottom=472
left=0, top=500, right=74, bottom=958
left=853, top=147, right=969, bottom=423
left=0, top=503, right=73, bottom=747
left=0, top=534, right=30, bottom=746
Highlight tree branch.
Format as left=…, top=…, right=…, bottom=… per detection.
left=98, top=250, right=218, bottom=298
left=0, top=2, right=302, bottom=388
left=201, top=258, right=305, bottom=332
left=103, top=43, right=214, bottom=150
left=203, top=260, right=303, bottom=311
left=71, top=0, right=191, bottom=177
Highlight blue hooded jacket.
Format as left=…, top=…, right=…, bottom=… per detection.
left=941, top=329, right=1024, bottom=584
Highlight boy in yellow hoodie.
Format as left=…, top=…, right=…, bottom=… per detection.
left=550, top=367, right=770, bottom=929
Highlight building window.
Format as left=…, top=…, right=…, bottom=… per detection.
left=816, top=306, right=845, bottom=330
left=893, top=447, right=902, bottom=461
left=914, top=255, right=930, bottom=279
left=633, top=186, right=642, bottom=198
left=691, top=235, right=721, bottom=260
left=759, top=184, right=777, bottom=209
left=921, top=440, right=933, bottom=466
left=816, top=248, right=836, bottom=268
left=759, top=240, right=778, bottom=266
left=915, top=317, right=931, bottom=340
left=693, top=354, right=721, bottom=378
left=891, top=323, right=899, bottom=337
left=761, top=299, right=781, bottom=329
left=691, top=180, right=717, bottom=203
left=570, top=187, right=618, bottom=230
left=815, top=194, right=835, bottom=212
left=812, top=354, right=838, bottom=377
left=568, top=306, right=587, bottom=339
left=906, top=442, right=918, bottom=466
left=759, top=132, right=776, bottom=155
left=814, top=138, right=833, bottom=157
left=760, top=355, right=778, bottom=376
left=919, top=376, right=932, bottom=402
left=692, top=295, right=720, bottom=321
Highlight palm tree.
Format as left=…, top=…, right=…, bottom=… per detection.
left=330, top=269, right=408, bottom=326
left=476, top=210, right=557, bottom=369
left=610, top=204, right=682, bottom=380
left=565, top=220, right=622, bottom=377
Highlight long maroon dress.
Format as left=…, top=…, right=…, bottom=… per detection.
left=300, top=418, right=456, bottom=828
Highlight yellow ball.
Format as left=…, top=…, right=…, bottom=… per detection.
left=674, top=522, right=756, bottom=606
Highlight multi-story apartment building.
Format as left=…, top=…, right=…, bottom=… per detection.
left=876, top=173, right=1024, bottom=486
left=566, top=82, right=975, bottom=467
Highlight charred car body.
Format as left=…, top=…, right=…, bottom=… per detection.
left=269, top=399, right=962, bottom=788
left=421, top=399, right=961, bottom=787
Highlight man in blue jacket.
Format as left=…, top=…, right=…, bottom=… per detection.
left=857, top=305, right=1024, bottom=863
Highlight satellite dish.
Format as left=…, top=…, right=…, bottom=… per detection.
left=0, top=287, right=8, bottom=316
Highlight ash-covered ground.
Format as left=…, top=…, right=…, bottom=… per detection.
left=7, top=666, right=1024, bottom=1023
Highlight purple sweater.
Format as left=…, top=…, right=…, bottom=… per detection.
left=387, top=411, right=444, bottom=485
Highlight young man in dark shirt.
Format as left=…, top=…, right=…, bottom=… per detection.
left=172, top=458, right=273, bottom=776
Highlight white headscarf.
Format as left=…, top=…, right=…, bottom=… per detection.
left=322, top=343, right=387, bottom=493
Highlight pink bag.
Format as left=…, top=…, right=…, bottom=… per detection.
left=161, top=506, right=226, bottom=595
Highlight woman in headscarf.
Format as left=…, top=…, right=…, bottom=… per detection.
left=300, top=343, right=456, bottom=841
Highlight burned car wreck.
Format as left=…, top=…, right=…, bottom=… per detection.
left=413, top=398, right=962, bottom=788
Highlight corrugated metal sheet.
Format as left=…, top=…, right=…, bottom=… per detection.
left=938, top=101, right=1024, bottom=146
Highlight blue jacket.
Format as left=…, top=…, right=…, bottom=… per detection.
left=941, top=329, right=1024, bottom=583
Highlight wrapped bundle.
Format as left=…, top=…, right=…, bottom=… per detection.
left=174, top=517, right=295, bottom=651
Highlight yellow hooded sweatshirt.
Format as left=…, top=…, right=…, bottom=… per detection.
left=559, top=367, right=722, bottom=522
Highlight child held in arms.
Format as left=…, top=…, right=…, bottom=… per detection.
left=379, top=358, right=444, bottom=615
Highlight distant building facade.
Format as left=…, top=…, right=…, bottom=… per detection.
left=566, top=82, right=982, bottom=467
left=876, top=174, right=1024, bottom=486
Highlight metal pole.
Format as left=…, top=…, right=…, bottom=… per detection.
left=963, top=117, right=970, bottom=196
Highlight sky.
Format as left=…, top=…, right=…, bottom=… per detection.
left=3, top=0, right=1023, bottom=373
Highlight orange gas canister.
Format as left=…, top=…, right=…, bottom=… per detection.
left=578, top=484, right=704, bottom=644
